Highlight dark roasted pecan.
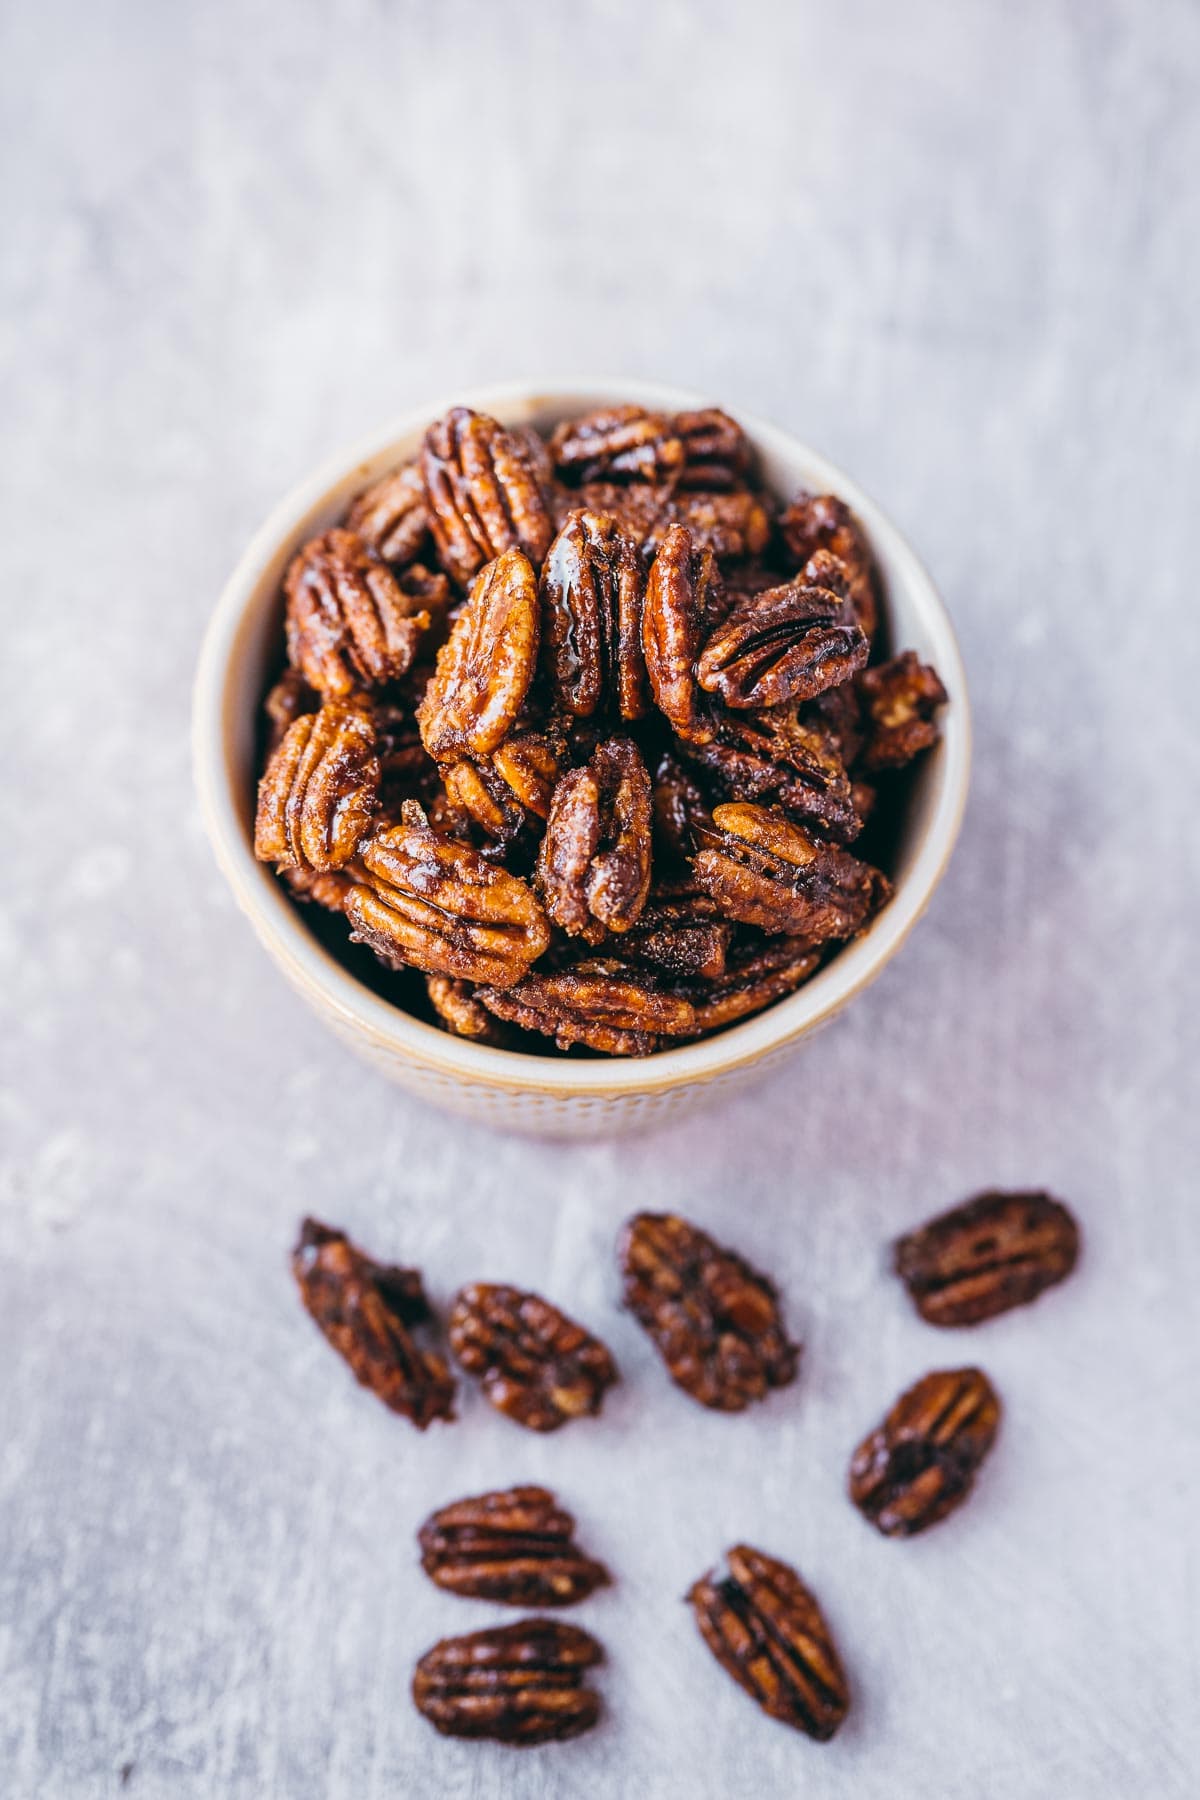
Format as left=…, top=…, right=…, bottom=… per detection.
left=778, top=492, right=881, bottom=640
left=550, top=404, right=685, bottom=485
left=684, top=934, right=823, bottom=1032
left=693, top=803, right=889, bottom=939
left=651, top=750, right=713, bottom=868
left=477, top=961, right=696, bottom=1056
left=425, top=974, right=510, bottom=1045
left=412, top=1618, right=603, bottom=1745
left=687, top=1545, right=849, bottom=1741
left=620, top=899, right=732, bottom=981
left=343, top=805, right=550, bottom=986
left=448, top=1283, right=618, bottom=1431
left=291, top=1218, right=455, bottom=1427
left=856, top=651, right=948, bottom=771
left=682, top=712, right=861, bottom=842
left=536, top=737, right=653, bottom=941
left=284, top=529, right=432, bottom=699
left=849, top=1367, right=1001, bottom=1537
left=894, top=1190, right=1080, bottom=1327
left=418, top=1486, right=610, bottom=1606
left=539, top=509, right=648, bottom=720
left=254, top=701, right=379, bottom=871
left=618, top=1212, right=799, bottom=1410
left=643, top=524, right=719, bottom=744
left=697, top=575, right=867, bottom=710
left=674, top=407, right=753, bottom=489
left=652, top=488, right=771, bottom=565
left=417, top=548, right=540, bottom=759
left=264, top=666, right=318, bottom=752
left=347, top=460, right=431, bottom=566
left=422, top=407, right=553, bottom=588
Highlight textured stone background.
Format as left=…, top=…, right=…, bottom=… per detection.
left=3, top=1, right=1198, bottom=1795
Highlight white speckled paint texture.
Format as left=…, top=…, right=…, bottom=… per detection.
left=2, top=1, right=1198, bottom=1796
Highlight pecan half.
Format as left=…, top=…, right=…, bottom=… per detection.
left=448, top=1283, right=618, bottom=1431
left=442, top=730, right=561, bottom=848
left=778, top=492, right=881, bottom=640
left=477, top=962, right=696, bottom=1056
left=418, top=1486, right=610, bottom=1606
left=280, top=865, right=354, bottom=911
left=653, top=488, right=771, bottom=565
left=550, top=404, right=685, bottom=485
left=417, top=548, right=540, bottom=759
left=536, top=737, right=652, bottom=941
left=539, top=509, right=648, bottom=720
left=421, top=407, right=553, bottom=588
left=284, top=529, right=433, bottom=699
left=412, top=1619, right=603, bottom=1745
left=346, top=460, right=431, bottom=566
left=618, top=1212, right=799, bottom=1410
left=685, top=935, right=823, bottom=1033
left=264, top=667, right=318, bottom=752
left=566, top=479, right=672, bottom=548
left=894, top=1190, right=1080, bottom=1327
left=425, top=974, right=509, bottom=1045
left=696, top=575, right=867, bottom=710
left=687, top=1545, right=849, bottom=1741
left=856, top=651, right=948, bottom=771
left=254, top=702, right=379, bottom=871
left=643, top=524, right=719, bottom=744
left=693, top=803, right=889, bottom=939
left=620, top=900, right=732, bottom=981
left=682, top=712, right=861, bottom=842
left=674, top=407, right=753, bottom=489
left=343, top=806, right=550, bottom=986
left=651, top=750, right=713, bottom=868
left=849, top=1367, right=1001, bottom=1536
left=291, top=1218, right=455, bottom=1427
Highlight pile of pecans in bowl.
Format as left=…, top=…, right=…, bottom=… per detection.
left=253, top=402, right=949, bottom=1056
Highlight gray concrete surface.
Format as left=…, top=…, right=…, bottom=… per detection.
left=3, top=1, right=1199, bottom=1794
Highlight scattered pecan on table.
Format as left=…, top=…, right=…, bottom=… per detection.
left=894, top=1190, right=1080, bottom=1326
left=848, top=1367, right=1001, bottom=1536
left=252, top=399, right=948, bottom=1056
left=448, top=1283, right=618, bottom=1431
left=412, top=1618, right=604, bottom=1745
left=418, top=1486, right=610, bottom=1607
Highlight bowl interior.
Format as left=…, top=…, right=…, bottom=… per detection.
left=197, top=381, right=970, bottom=1094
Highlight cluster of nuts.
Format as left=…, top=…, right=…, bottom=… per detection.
left=291, top=1188, right=1079, bottom=1746
left=253, top=402, right=948, bottom=1055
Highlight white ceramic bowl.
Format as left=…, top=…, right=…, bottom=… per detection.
left=193, top=381, right=970, bottom=1137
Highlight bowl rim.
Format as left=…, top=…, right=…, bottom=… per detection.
left=192, top=378, right=971, bottom=1096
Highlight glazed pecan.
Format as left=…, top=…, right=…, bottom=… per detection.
left=442, top=730, right=561, bottom=848
left=254, top=702, right=379, bottom=872
left=674, top=407, right=753, bottom=489
left=693, top=803, right=889, bottom=939
left=620, top=899, right=732, bottom=981
left=412, top=1619, right=603, bottom=1745
left=653, top=488, right=771, bottom=565
left=343, top=806, right=550, bottom=986
left=346, top=460, right=431, bottom=566
left=421, top=407, right=553, bottom=588
left=291, top=1218, right=455, bottom=1427
left=477, top=962, right=697, bottom=1056
left=696, top=574, right=867, bottom=710
left=688, top=1545, right=849, bottom=1741
left=618, top=1212, right=799, bottom=1410
left=857, top=651, right=948, bottom=771
left=550, top=404, right=685, bottom=485
left=566, top=479, right=672, bottom=548
left=280, top=865, right=354, bottom=912
left=263, top=666, right=318, bottom=752
left=643, top=524, right=719, bottom=744
left=651, top=751, right=713, bottom=868
left=894, top=1190, right=1080, bottom=1327
left=284, top=529, right=432, bottom=698
left=849, top=1367, right=1001, bottom=1537
left=425, top=974, right=509, bottom=1045
left=417, top=548, right=541, bottom=760
left=682, top=712, right=861, bottom=842
left=448, top=1283, right=618, bottom=1431
left=418, top=1486, right=610, bottom=1606
left=778, top=492, right=881, bottom=640
left=537, top=737, right=653, bottom=941
left=539, top=509, right=648, bottom=720
left=685, top=935, right=823, bottom=1033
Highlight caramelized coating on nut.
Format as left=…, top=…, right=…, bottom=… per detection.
left=536, top=737, right=653, bottom=941
left=539, top=509, right=649, bottom=721
left=448, top=1283, right=618, bottom=1431
left=422, top=407, right=553, bottom=589
left=284, top=528, right=432, bottom=698
left=255, top=701, right=379, bottom=872
left=418, top=1486, right=610, bottom=1607
left=696, top=573, right=868, bottom=710
left=418, top=548, right=541, bottom=760
left=848, top=1367, right=1001, bottom=1537
left=477, top=962, right=696, bottom=1056
left=550, top=404, right=685, bottom=485
left=346, top=460, right=431, bottom=566
left=693, top=803, right=890, bottom=940
left=412, top=1618, right=604, bottom=1745
left=642, top=524, right=720, bottom=745
left=857, top=651, right=949, bottom=771
left=779, top=492, right=882, bottom=640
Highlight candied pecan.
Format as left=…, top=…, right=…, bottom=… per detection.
left=778, top=492, right=881, bottom=639
left=894, top=1190, right=1080, bottom=1327
left=280, top=865, right=354, bottom=911
left=418, top=1486, right=610, bottom=1607
left=412, top=1619, right=603, bottom=1745
left=550, top=405, right=685, bottom=485
left=264, top=666, right=318, bottom=752
left=284, top=528, right=432, bottom=699
left=536, top=738, right=653, bottom=941
left=806, top=677, right=866, bottom=768
left=849, top=1367, right=1001, bottom=1537
left=643, top=524, right=719, bottom=744
left=422, top=407, right=553, bottom=588
left=651, top=750, right=713, bottom=868
left=674, top=407, right=753, bottom=489
left=346, top=460, right=431, bottom=566
left=684, top=934, right=823, bottom=1032
left=417, top=548, right=540, bottom=760
left=857, top=651, right=948, bottom=771
left=621, top=900, right=732, bottom=981
left=618, top=1212, right=799, bottom=1410
left=652, top=488, right=771, bottom=565
left=254, top=701, right=379, bottom=872
left=539, top=509, right=649, bottom=720
left=291, top=1218, right=455, bottom=1427
left=682, top=712, right=861, bottom=842
left=688, top=1545, right=849, bottom=1741
left=448, top=1283, right=618, bottom=1431
left=566, top=479, right=672, bottom=547
left=696, top=575, right=867, bottom=711
left=477, top=962, right=696, bottom=1056
left=693, top=803, right=889, bottom=939
left=425, top=974, right=509, bottom=1045
left=343, top=806, right=550, bottom=986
